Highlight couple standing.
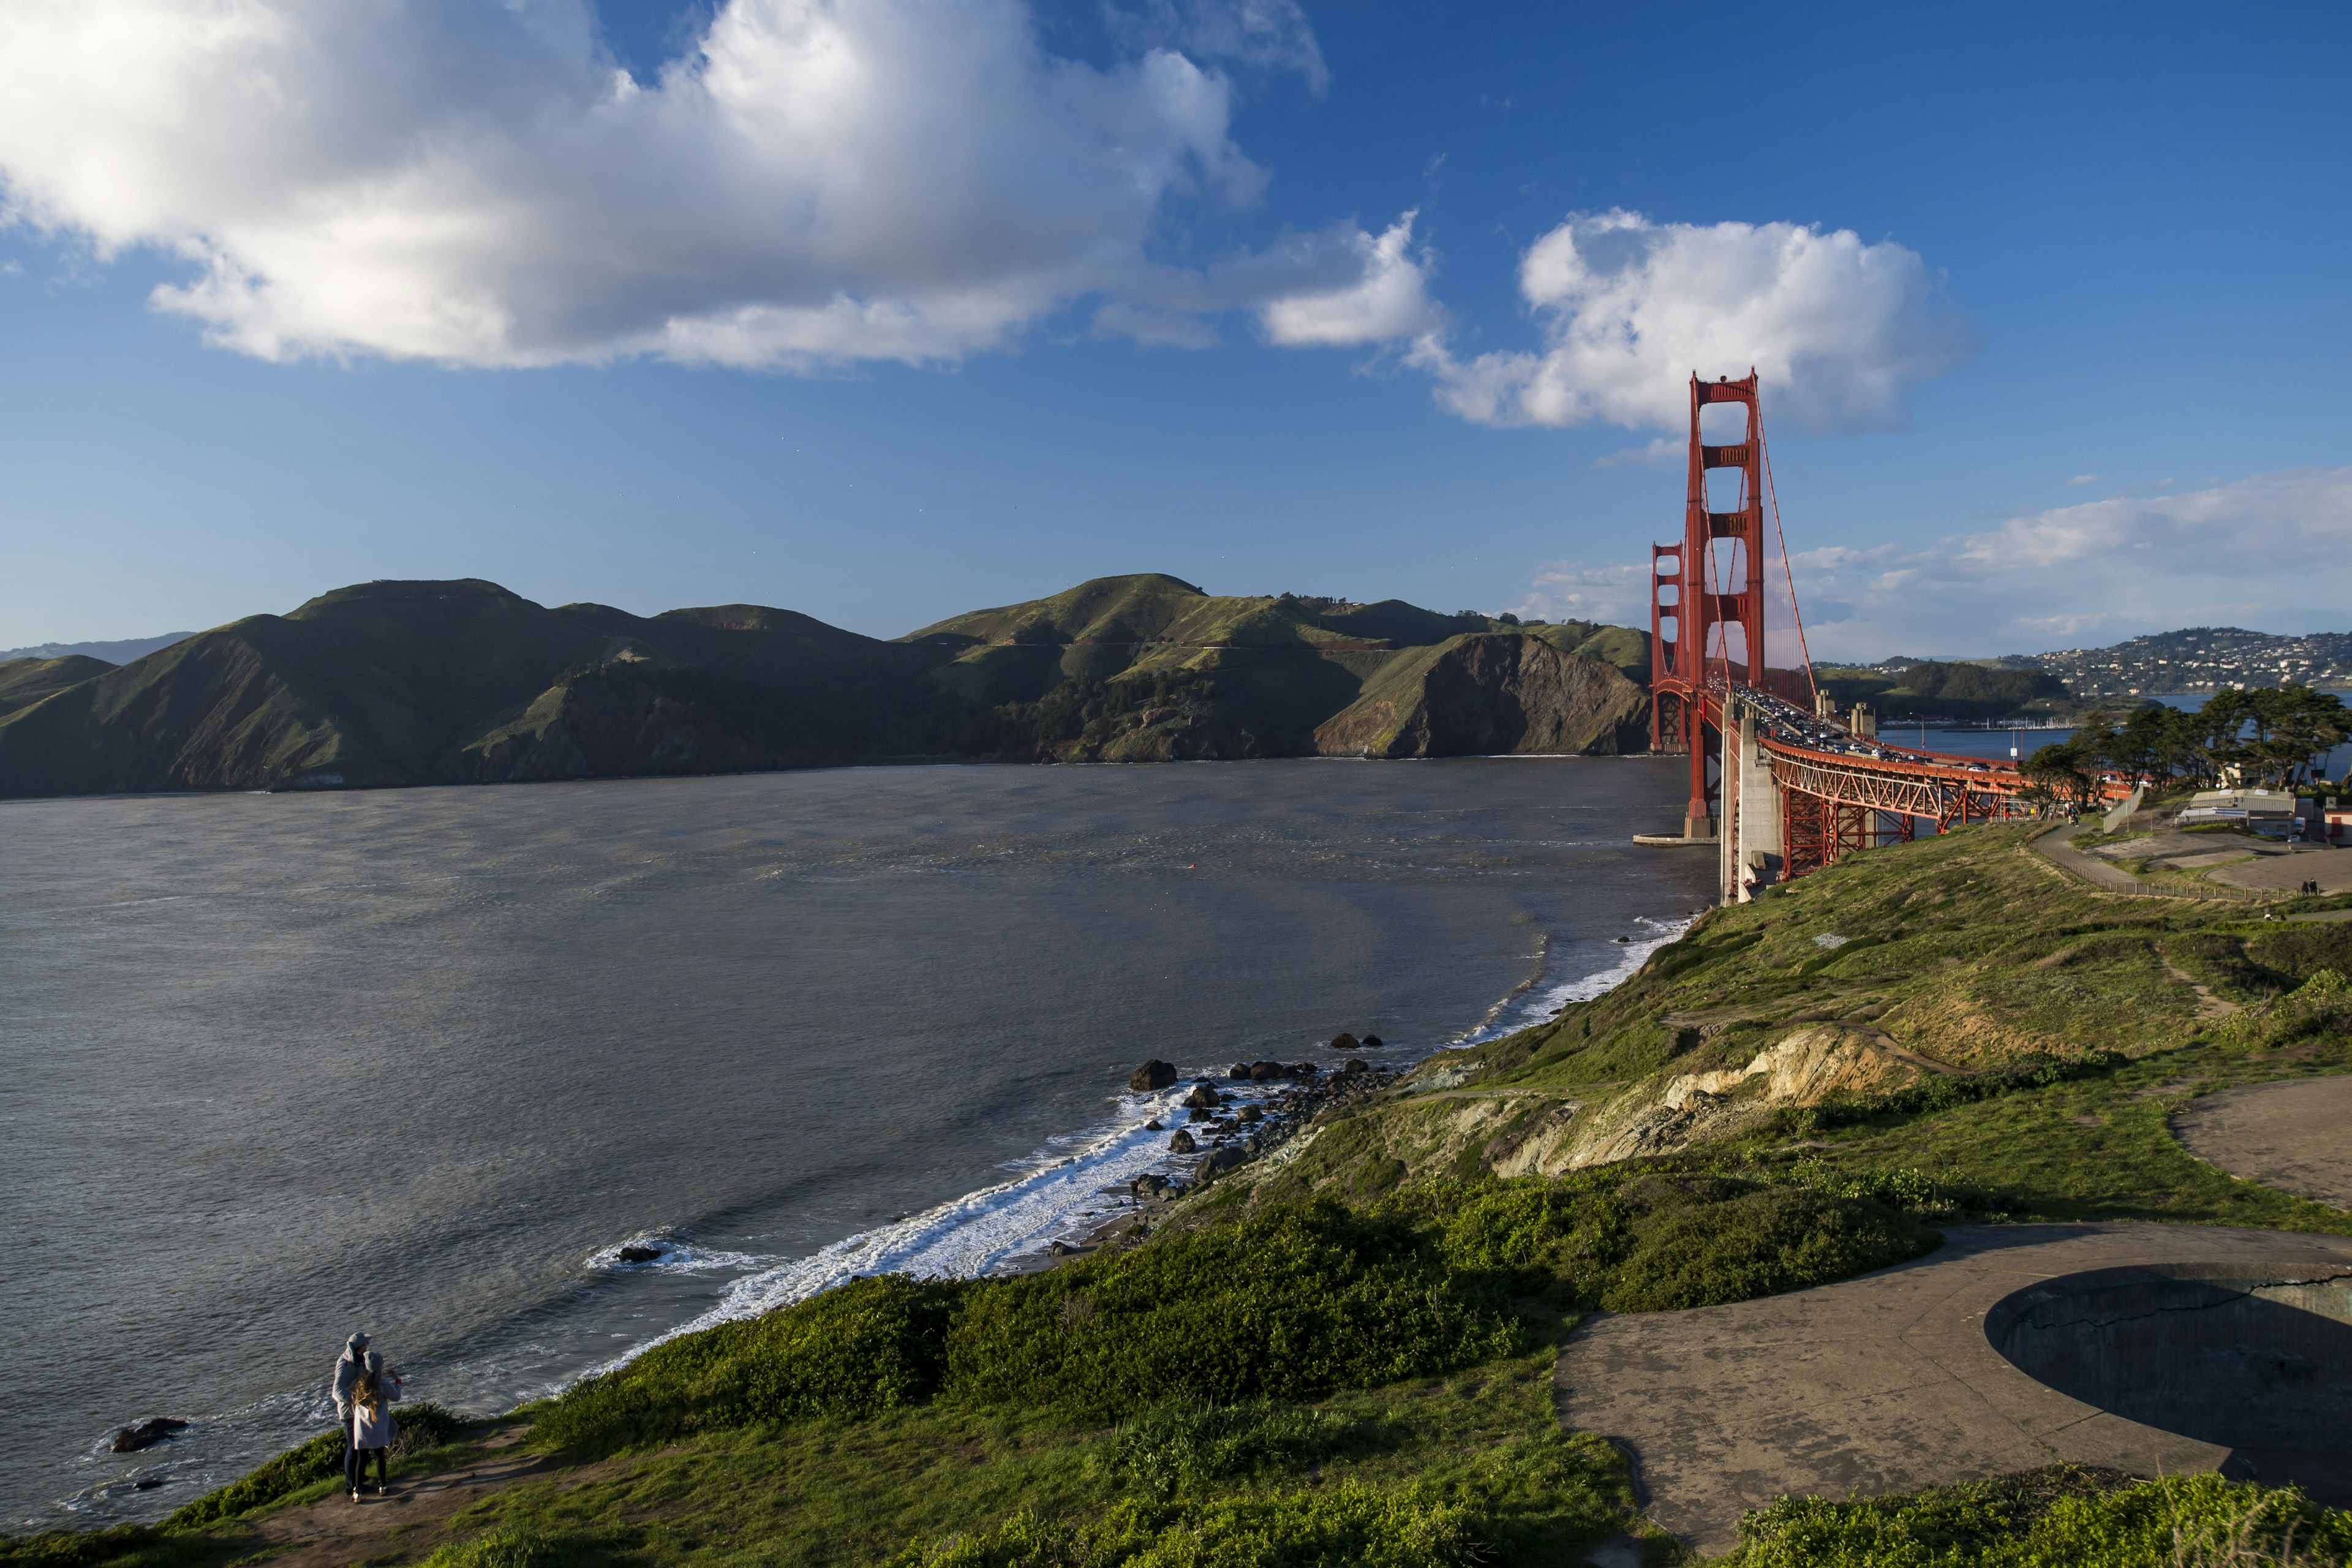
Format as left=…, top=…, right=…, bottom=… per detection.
left=331, top=1332, right=403, bottom=1501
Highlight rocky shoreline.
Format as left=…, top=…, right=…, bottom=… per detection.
left=1037, top=1053, right=1407, bottom=1265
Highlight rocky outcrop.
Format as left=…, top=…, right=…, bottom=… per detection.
left=1130, top=1060, right=1177, bottom=1091
left=1313, top=635, right=1649, bottom=759
left=1659, top=1027, right=1928, bottom=1110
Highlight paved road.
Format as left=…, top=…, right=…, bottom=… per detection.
left=2211, top=845, right=2352, bottom=895
left=1555, top=1224, right=2352, bottom=1554
left=2031, top=823, right=2143, bottom=892
left=2173, top=1076, right=2352, bottom=1211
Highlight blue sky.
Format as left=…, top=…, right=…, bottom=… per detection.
left=1, top=1, right=2346, bottom=660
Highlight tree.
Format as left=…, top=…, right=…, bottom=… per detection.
left=2022, top=739, right=2101, bottom=812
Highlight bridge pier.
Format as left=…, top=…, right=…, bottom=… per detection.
left=1719, top=695, right=1784, bottom=905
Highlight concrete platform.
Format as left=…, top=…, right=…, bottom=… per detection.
left=2173, top=1076, right=2352, bottom=1212
left=1555, top=1224, right=2352, bottom=1555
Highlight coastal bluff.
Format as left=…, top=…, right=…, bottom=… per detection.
left=0, top=574, right=1654, bottom=797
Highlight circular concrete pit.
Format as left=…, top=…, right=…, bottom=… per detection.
left=1987, top=1264, right=2352, bottom=1503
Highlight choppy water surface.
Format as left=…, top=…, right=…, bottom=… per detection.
left=0, top=758, right=1711, bottom=1528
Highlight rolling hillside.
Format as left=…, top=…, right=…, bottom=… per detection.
left=0, top=575, right=1656, bottom=796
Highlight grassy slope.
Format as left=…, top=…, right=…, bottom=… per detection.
left=915, top=576, right=1653, bottom=755
left=0, top=654, right=115, bottom=718
left=1240, top=823, right=2352, bottom=1232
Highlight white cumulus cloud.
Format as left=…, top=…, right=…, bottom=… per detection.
left=1411, top=209, right=1973, bottom=433
left=1256, top=213, right=1442, bottom=347
left=0, top=0, right=1423, bottom=370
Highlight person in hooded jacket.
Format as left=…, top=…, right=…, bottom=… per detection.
left=345, top=1349, right=403, bottom=1499
left=331, top=1332, right=371, bottom=1427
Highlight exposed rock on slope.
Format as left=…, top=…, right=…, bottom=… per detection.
left=1313, top=634, right=1649, bottom=758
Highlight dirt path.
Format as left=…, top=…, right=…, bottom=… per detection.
left=2160, top=955, right=2241, bottom=1019
left=233, top=1425, right=628, bottom=1568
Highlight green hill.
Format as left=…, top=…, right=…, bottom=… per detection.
left=1815, top=660, right=2067, bottom=720
left=0, top=654, right=116, bottom=718
left=0, top=575, right=1657, bottom=797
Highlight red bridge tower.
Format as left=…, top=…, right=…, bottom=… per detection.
left=1650, top=372, right=1766, bottom=839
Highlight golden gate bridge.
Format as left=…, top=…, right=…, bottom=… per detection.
left=1642, top=372, right=2123, bottom=904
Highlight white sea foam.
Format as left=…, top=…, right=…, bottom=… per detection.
left=569, top=914, right=1697, bottom=1386
left=578, top=1075, right=1251, bottom=1379
left=586, top=1236, right=771, bottom=1274
left=1447, top=914, right=1695, bottom=1049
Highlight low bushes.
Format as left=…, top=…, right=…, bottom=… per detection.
left=884, top=1483, right=1483, bottom=1568
left=532, top=1275, right=964, bottom=1452
left=1730, top=1466, right=2352, bottom=1567
left=1382, top=1172, right=1939, bottom=1314
left=1091, top=1401, right=1382, bottom=1498
left=1601, top=1183, right=1938, bottom=1313
left=944, top=1203, right=1519, bottom=1422
left=892, top=1428, right=1635, bottom=1568
left=423, top=1523, right=612, bottom=1567
left=540, top=1204, right=1522, bottom=1453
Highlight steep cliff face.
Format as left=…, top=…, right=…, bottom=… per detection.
left=1312, top=634, right=1650, bottom=759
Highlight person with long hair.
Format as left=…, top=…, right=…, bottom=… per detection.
left=344, top=1348, right=403, bottom=1500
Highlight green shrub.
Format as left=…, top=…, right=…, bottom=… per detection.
left=2245, top=923, right=2352, bottom=989
left=884, top=1482, right=1484, bottom=1568
left=0, top=1527, right=157, bottom=1568
left=943, top=1202, right=1521, bottom=1422
left=422, top=1523, right=599, bottom=1568
left=533, top=1273, right=966, bottom=1453
left=1600, top=1183, right=1938, bottom=1313
left=1730, top=1466, right=2352, bottom=1567
left=2225, top=969, right=2352, bottom=1050
left=1385, top=1175, right=1634, bottom=1305
left=160, top=1427, right=343, bottom=1530
left=1093, top=1400, right=1382, bottom=1497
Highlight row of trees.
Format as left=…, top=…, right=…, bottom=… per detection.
left=2019, top=685, right=2351, bottom=808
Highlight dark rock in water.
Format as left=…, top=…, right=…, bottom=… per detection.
left=1144, top=1118, right=1164, bottom=1132
left=133, top=1477, right=162, bottom=1491
left=1360, top=1034, right=1383, bottom=1049
left=1294, top=1061, right=1319, bottom=1074
left=1236, top=1104, right=1263, bottom=1123
left=1248, top=1060, right=1283, bottom=1080
left=111, top=1419, right=189, bottom=1454
left=1330, top=1032, right=1360, bottom=1050
left=1229, top=1063, right=1253, bottom=1079
left=1131, top=1059, right=1177, bottom=1091
left=1183, top=1084, right=1222, bottom=1109
left=1169, top=1129, right=1197, bottom=1153
left=617, top=1245, right=663, bottom=1264
left=1187, top=1106, right=1212, bottom=1122
left=1615, top=935, right=1631, bottom=943
left=1343, top=1059, right=1370, bottom=1074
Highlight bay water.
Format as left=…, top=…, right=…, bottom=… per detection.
left=0, top=757, right=1713, bottom=1529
